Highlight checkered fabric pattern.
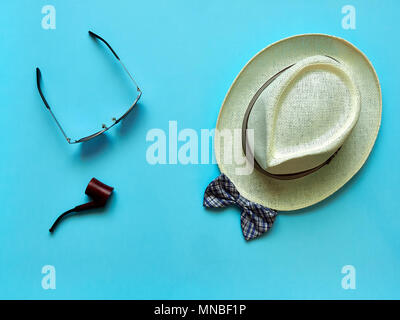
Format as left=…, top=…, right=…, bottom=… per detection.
left=203, top=174, right=278, bottom=241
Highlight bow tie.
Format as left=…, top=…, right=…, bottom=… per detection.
left=203, top=174, right=278, bottom=241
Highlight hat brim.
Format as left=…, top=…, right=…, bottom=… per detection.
left=215, top=34, right=381, bottom=211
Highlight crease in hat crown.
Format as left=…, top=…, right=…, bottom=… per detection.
left=247, top=55, right=361, bottom=175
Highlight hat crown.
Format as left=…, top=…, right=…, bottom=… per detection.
left=247, top=55, right=360, bottom=175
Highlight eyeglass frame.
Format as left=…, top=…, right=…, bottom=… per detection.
left=36, top=30, right=142, bottom=144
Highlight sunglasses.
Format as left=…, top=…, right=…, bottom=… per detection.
left=36, top=31, right=142, bottom=144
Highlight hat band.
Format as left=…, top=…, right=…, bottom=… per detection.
left=241, top=62, right=341, bottom=180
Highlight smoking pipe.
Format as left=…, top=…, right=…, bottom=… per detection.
left=49, top=178, right=114, bottom=233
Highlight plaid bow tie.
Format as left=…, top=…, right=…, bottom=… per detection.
left=203, top=174, right=278, bottom=241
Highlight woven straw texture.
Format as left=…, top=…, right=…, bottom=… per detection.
left=215, top=34, right=381, bottom=211
left=247, top=55, right=361, bottom=174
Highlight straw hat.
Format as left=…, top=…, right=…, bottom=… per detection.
left=215, top=34, right=381, bottom=211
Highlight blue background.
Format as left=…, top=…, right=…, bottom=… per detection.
left=0, top=0, right=399, bottom=299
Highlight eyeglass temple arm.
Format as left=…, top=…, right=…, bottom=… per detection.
left=88, top=30, right=120, bottom=60
left=89, top=30, right=141, bottom=91
left=36, top=68, right=72, bottom=144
